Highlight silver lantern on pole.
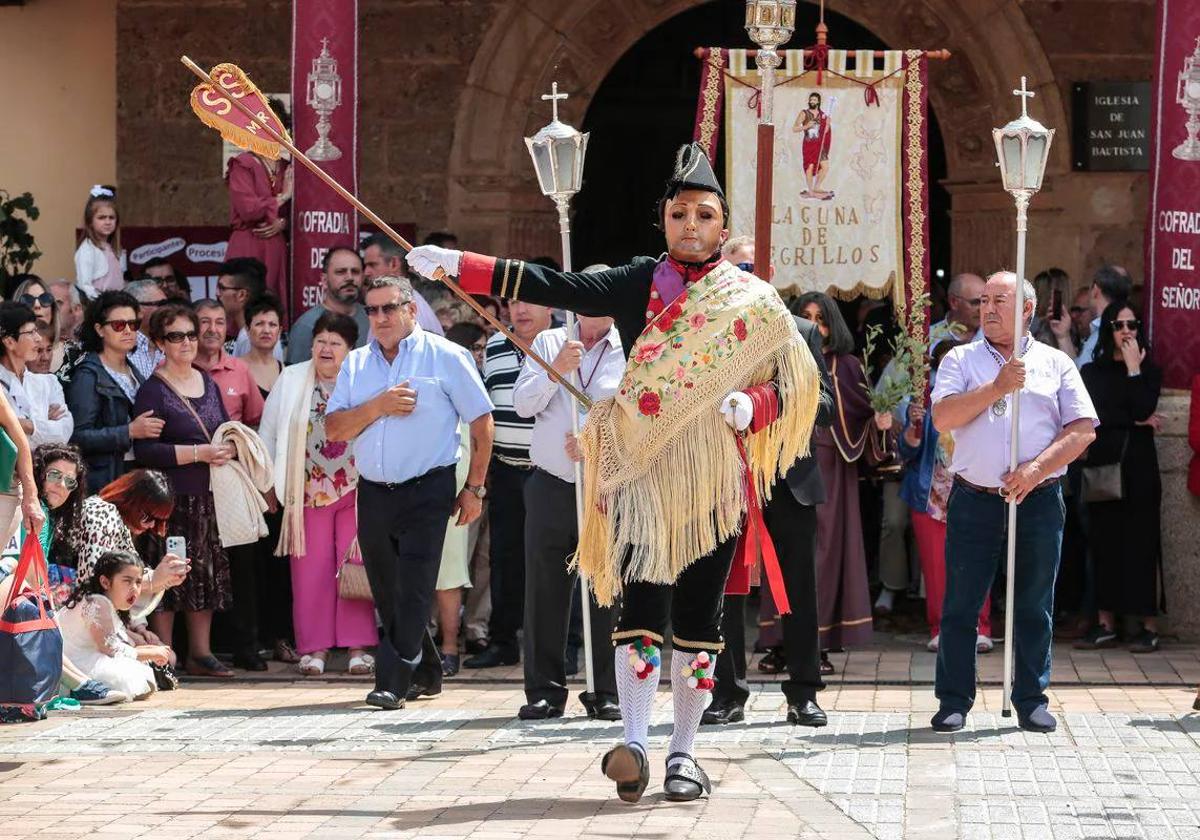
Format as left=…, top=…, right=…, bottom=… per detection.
left=991, top=76, right=1054, bottom=720
left=744, top=0, right=797, bottom=282
left=524, top=82, right=600, bottom=710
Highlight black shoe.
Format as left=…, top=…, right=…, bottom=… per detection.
left=819, top=651, right=835, bottom=676
left=1073, top=625, right=1118, bottom=650
left=581, top=692, right=622, bottom=721
left=1193, top=693, right=1200, bottom=712
left=232, top=649, right=268, bottom=671
left=1017, top=704, right=1057, bottom=733
left=405, top=682, right=442, bottom=702
left=464, top=637, right=489, bottom=656
left=564, top=645, right=580, bottom=676
left=518, top=699, right=564, bottom=720
left=787, top=699, right=827, bottom=727
left=931, top=708, right=965, bottom=733
left=441, top=653, right=460, bottom=677
left=701, top=700, right=744, bottom=725
left=463, top=645, right=519, bottom=669
left=602, top=743, right=649, bottom=804
left=663, top=753, right=711, bottom=802
left=1128, top=628, right=1160, bottom=654
left=365, top=690, right=403, bottom=710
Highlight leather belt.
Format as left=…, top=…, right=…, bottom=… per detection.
left=953, top=474, right=1059, bottom=497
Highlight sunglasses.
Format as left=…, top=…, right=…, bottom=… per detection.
left=1111, top=319, right=1140, bottom=331
left=45, top=467, right=78, bottom=491
left=364, top=302, right=405, bottom=317
left=103, top=319, right=141, bottom=332
left=163, top=330, right=199, bottom=344
left=20, top=293, right=54, bottom=309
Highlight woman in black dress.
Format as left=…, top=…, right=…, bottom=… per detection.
left=1077, top=302, right=1162, bottom=653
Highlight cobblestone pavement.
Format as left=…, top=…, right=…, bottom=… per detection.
left=2, top=648, right=1199, bottom=839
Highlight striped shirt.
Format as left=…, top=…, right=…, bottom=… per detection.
left=483, top=332, right=533, bottom=467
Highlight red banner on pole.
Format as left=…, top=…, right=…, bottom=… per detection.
left=290, top=0, right=358, bottom=322
left=1146, top=0, right=1200, bottom=388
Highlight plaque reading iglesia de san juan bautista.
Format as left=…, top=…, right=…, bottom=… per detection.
left=1073, top=81, right=1152, bottom=171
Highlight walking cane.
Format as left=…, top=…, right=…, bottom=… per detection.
left=993, top=78, right=1054, bottom=719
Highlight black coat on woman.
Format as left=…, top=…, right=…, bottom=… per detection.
left=1080, top=352, right=1162, bottom=618
left=66, top=352, right=146, bottom=493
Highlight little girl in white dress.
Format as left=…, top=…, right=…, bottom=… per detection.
left=59, top=551, right=170, bottom=700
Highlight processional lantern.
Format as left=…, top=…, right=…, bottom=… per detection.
left=992, top=76, right=1054, bottom=196
left=1173, top=37, right=1200, bottom=160
left=524, top=82, right=589, bottom=204
left=305, top=37, right=343, bottom=161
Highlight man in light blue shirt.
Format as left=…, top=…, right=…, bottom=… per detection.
left=327, top=275, right=494, bottom=710
left=930, top=271, right=1097, bottom=736
left=1074, top=264, right=1131, bottom=369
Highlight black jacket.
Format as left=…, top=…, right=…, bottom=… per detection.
left=66, top=353, right=145, bottom=493
left=782, top=316, right=834, bottom=507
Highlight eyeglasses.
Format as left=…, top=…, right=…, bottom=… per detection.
left=141, top=299, right=165, bottom=308
left=216, top=282, right=241, bottom=294
left=163, top=330, right=199, bottom=344
left=1111, top=319, right=1140, bottom=331
left=19, top=293, right=54, bottom=309
left=103, top=319, right=140, bottom=332
left=364, top=302, right=405, bottom=317
left=45, top=467, right=78, bottom=491
left=13, top=327, right=38, bottom=340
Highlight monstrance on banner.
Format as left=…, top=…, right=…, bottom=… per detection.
left=693, top=15, right=948, bottom=389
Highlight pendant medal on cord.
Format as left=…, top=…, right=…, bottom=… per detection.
left=985, top=338, right=1021, bottom=417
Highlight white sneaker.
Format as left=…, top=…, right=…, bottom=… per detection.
left=926, top=634, right=940, bottom=652
left=874, top=588, right=896, bottom=615
left=976, top=634, right=995, bottom=654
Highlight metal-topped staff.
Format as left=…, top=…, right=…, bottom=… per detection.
left=744, top=0, right=798, bottom=282
left=991, top=76, right=1054, bottom=719
left=523, top=83, right=601, bottom=710
left=179, top=55, right=591, bottom=409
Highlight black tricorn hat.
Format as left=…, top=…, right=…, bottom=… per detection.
left=657, top=143, right=729, bottom=228
left=663, top=142, right=725, bottom=202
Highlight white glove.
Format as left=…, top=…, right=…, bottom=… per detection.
left=406, top=244, right=462, bottom=280
left=721, top=391, right=753, bottom=432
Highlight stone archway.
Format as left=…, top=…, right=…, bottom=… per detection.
left=447, top=0, right=1067, bottom=269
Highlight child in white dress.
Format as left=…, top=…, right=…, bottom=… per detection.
left=59, top=551, right=170, bottom=701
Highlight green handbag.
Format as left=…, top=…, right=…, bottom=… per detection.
left=0, top=428, right=17, bottom=494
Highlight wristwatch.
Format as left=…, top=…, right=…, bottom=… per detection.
left=464, top=483, right=487, bottom=499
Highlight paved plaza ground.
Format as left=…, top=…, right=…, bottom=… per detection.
left=2, top=643, right=1199, bottom=840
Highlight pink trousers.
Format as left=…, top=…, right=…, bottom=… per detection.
left=291, top=490, right=378, bottom=654
left=911, top=509, right=992, bottom=639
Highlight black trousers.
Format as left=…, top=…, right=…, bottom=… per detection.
left=522, top=469, right=617, bottom=707
left=615, top=535, right=736, bottom=655
left=227, top=542, right=260, bottom=654
left=487, top=459, right=533, bottom=651
left=356, top=468, right=455, bottom=696
left=714, top=486, right=823, bottom=706
left=226, top=509, right=294, bottom=653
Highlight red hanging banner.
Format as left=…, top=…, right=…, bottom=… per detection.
left=290, top=0, right=359, bottom=322
left=1146, top=0, right=1200, bottom=388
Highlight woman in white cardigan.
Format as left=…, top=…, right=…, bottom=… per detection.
left=259, top=312, right=377, bottom=676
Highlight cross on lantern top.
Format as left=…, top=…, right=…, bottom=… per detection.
left=541, top=82, right=568, bottom=123
left=1012, top=76, right=1035, bottom=119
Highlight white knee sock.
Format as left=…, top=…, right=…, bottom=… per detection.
left=668, top=649, right=715, bottom=766
left=615, top=640, right=661, bottom=755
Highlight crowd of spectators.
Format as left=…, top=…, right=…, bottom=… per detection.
left=0, top=182, right=1191, bottom=723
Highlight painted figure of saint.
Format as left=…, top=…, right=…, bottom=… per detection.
left=794, top=92, right=834, bottom=200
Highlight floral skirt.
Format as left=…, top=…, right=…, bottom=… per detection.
left=141, top=494, right=232, bottom=613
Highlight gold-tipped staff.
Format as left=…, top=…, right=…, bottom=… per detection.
left=181, top=55, right=591, bottom=408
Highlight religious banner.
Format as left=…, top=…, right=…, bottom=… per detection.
left=1145, top=2, right=1200, bottom=389
left=695, top=49, right=929, bottom=312
left=290, top=0, right=358, bottom=321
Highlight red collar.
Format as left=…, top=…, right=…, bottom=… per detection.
left=666, top=252, right=724, bottom=285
